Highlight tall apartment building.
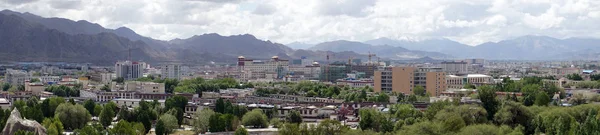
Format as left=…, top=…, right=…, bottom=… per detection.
left=5, top=69, right=30, bottom=85
left=161, top=64, right=181, bottom=80
left=441, top=61, right=469, bottom=74
left=374, top=67, right=447, bottom=96
left=446, top=74, right=493, bottom=89
left=237, top=56, right=289, bottom=80
left=115, top=61, right=144, bottom=80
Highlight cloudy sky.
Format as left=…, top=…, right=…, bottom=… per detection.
left=1, top=0, right=599, bottom=46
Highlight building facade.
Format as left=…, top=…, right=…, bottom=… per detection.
left=115, top=61, right=144, bottom=80
left=160, top=64, right=181, bottom=80
left=237, top=56, right=289, bottom=80
left=374, top=67, right=447, bottom=96
left=441, top=61, right=469, bottom=74
left=288, top=62, right=321, bottom=79
left=446, top=74, right=494, bottom=89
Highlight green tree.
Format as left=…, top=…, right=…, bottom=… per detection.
left=464, top=83, right=476, bottom=89
left=84, top=99, right=96, bottom=115
left=215, top=98, right=225, bottom=113
left=209, top=113, right=224, bottom=132
left=93, top=104, right=102, bottom=117
left=41, top=97, right=65, bottom=117
left=494, top=101, right=534, bottom=134
left=110, top=120, right=145, bottom=135
left=114, top=77, right=124, bottom=84
left=155, top=120, right=166, bottom=135
left=270, top=118, right=282, bottom=128
left=425, top=100, right=451, bottom=120
left=99, top=103, right=116, bottom=128
left=234, top=127, right=249, bottom=135
left=534, top=92, right=551, bottom=106
left=29, top=78, right=40, bottom=83
left=137, top=110, right=152, bottom=133
left=456, top=124, right=524, bottom=135
left=1, top=83, right=10, bottom=91
left=413, top=86, right=426, bottom=96
left=159, top=114, right=179, bottom=134
left=566, top=73, right=583, bottom=81
left=73, top=123, right=106, bottom=135
left=478, top=85, right=499, bottom=120
left=55, top=103, right=91, bottom=130
left=193, top=108, right=215, bottom=134
left=100, top=85, right=110, bottom=91
left=396, top=121, right=444, bottom=135
left=286, top=110, right=303, bottom=124
left=241, top=109, right=269, bottom=128
left=14, top=130, right=35, bottom=135
left=42, top=117, right=64, bottom=135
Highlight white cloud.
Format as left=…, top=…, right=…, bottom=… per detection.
left=0, top=0, right=599, bottom=46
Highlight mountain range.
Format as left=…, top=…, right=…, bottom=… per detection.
left=2, top=10, right=600, bottom=65
left=363, top=36, right=600, bottom=60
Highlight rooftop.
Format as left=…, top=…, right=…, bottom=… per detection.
left=448, top=74, right=491, bottom=78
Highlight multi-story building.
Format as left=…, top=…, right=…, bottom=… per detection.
left=5, top=69, right=29, bottom=85
left=237, top=56, right=289, bottom=80
left=160, top=64, right=181, bottom=80
left=551, top=67, right=581, bottom=75
left=320, top=65, right=348, bottom=82
left=441, top=61, right=469, bottom=74
left=374, top=67, right=447, bottom=96
left=115, top=61, right=144, bottom=80
left=349, top=64, right=378, bottom=78
left=446, top=74, right=494, bottom=89
left=463, top=59, right=485, bottom=65
left=5, top=69, right=60, bottom=85
left=288, top=62, right=321, bottom=79
left=336, top=79, right=373, bottom=89
left=124, top=81, right=165, bottom=94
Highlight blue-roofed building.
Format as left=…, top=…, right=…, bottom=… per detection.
left=583, top=70, right=596, bottom=74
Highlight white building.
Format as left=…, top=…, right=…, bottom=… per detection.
left=115, top=61, right=145, bottom=80
left=446, top=74, right=493, bottom=89
left=5, top=69, right=29, bottom=85
left=5, top=69, right=60, bottom=85
left=160, top=64, right=181, bottom=80
left=124, top=81, right=166, bottom=94
left=441, top=61, right=469, bottom=74
left=237, top=56, right=289, bottom=80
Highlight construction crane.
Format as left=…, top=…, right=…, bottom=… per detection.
left=367, top=51, right=376, bottom=65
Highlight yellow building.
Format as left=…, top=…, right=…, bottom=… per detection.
left=374, top=67, right=446, bottom=96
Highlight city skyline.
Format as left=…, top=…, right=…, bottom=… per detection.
left=1, top=0, right=599, bottom=45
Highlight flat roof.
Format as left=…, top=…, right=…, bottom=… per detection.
left=448, top=74, right=491, bottom=78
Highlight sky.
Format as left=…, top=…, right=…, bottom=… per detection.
left=1, top=0, right=599, bottom=46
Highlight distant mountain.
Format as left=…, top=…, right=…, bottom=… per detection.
left=365, top=36, right=600, bottom=60
left=309, top=40, right=452, bottom=60
left=286, top=42, right=314, bottom=50
left=0, top=10, right=169, bottom=50
left=169, top=33, right=294, bottom=60
left=365, top=37, right=474, bottom=58
left=0, top=13, right=170, bottom=64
